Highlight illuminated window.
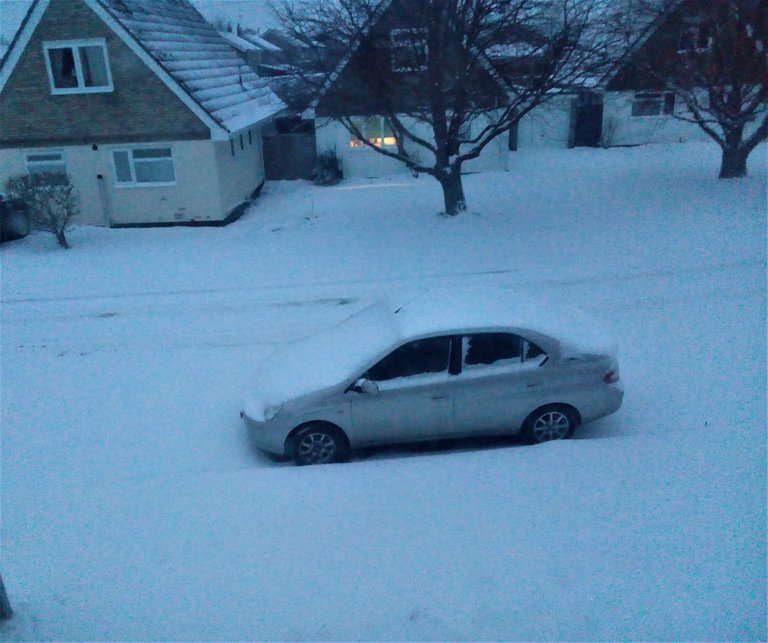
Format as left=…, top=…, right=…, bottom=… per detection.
left=349, top=116, right=397, bottom=148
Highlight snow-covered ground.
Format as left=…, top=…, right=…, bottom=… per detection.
left=1, top=142, right=765, bottom=640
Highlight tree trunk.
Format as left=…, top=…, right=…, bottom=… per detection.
left=56, top=228, right=70, bottom=249
left=438, top=167, right=467, bottom=215
left=719, top=145, right=748, bottom=179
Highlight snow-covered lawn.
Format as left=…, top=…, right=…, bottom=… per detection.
left=1, top=142, right=765, bottom=640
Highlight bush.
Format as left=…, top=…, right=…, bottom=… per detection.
left=5, top=173, right=79, bottom=249
left=312, top=150, right=343, bottom=186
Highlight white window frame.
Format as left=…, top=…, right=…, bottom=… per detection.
left=631, top=91, right=676, bottom=117
left=391, top=28, right=428, bottom=72
left=111, top=146, right=176, bottom=188
left=25, top=150, right=67, bottom=176
left=678, top=18, right=712, bottom=53
left=43, top=38, right=114, bottom=95
left=348, top=116, right=397, bottom=149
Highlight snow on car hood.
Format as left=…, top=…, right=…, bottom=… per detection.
left=242, top=301, right=400, bottom=421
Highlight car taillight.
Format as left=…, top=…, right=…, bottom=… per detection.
left=603, top=370, right=619, bottom=384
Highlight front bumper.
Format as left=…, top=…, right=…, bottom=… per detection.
left=241, top=411, right=291, bottom=456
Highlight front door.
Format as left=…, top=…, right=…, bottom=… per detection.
left=348, top=336, right=455, bottom=445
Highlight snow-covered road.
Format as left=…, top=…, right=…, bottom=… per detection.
left=1, top=143, right=765, bottom=640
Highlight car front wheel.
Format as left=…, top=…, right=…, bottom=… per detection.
left=522, top=406, right=576, bottom=443
left=292, top=425, right=348, bottom=466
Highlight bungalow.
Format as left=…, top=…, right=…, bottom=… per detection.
left=0, top=0, right=285, bottom=226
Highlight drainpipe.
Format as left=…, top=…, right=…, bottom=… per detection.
left=97, top=174, right=112, bottom=227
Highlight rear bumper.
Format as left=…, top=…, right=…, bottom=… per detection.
left=580, top=384, right=624, bottom=424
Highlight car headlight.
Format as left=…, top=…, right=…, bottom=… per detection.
left=263, top=405, right=282, bottom=421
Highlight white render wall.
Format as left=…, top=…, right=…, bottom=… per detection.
left=315, top=114, right=508, bottom=179
left=516, top=95, right=574, bottom=149
left=0, top=136, right=265, bottom=225
left=601, top=91, right=710, bottom=147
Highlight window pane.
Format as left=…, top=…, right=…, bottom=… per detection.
left=48, top=47, right=78, bottom=88
left=113, top=151, right=132, bottom=182
left=79, top=45, right=109, bottom=87
left=631, top=94, right=661, bottom=117
left=523, top=340, right=546, bottom=362
left=134, top=159, right=175, bottom=183
left=465, top=333, right=522, bottom=367
left=365, top=337, right=450, bottom=381
left=132, top=148, right=172, bottom=159
left=27, top=153, right=63, bottom=162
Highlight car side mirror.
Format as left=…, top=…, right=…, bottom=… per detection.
left=354, top=378, right=379, bottom=395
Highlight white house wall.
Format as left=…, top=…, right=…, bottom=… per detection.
left=315, top=115, right=508, bottom=179
left=214, top=127, right=265, bottom=217
left=602, top=91, right=710, bottom=147
left=517, top=96, right=574, bottom=149
left=0, top=138, right=267, bottom=226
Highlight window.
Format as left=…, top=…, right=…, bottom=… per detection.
left=463, top=333, right=547, bottom=370
left=391, top=28, right=427, bottom=72
left=364, top=337, right=451, bottom=382
left=112, top=147, right=175, bottom=186
left=26, top=151, right=66, bottom=178
left=631, top=91, right=675, bottom=117
left=678, top=18, right=712, bottom=52
left=349, top=116, right=396, bottom=148
left=43, top=39, right=113, bottom=94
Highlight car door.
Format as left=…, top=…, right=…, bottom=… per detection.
left=452, top=332, right=549, bottom=436
left=348, top=336, right=456, bottom=445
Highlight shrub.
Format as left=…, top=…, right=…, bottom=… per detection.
left=5, top=173, right=79, bottom=249
left=312, top=150, right=343, bottom=186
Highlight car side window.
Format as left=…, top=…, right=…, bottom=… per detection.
left=463, top=333, right=547, bottom=370
left=365, top=337, right=451, bottom=382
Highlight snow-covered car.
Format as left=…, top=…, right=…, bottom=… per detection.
left=240, top=289, right=624, bottom=465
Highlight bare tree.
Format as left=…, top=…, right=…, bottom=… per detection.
left=6, top=174, right=79, bottom=249
left=613, top=0, right=767, bottom=178
left=277, top=0, right=613, bottom=214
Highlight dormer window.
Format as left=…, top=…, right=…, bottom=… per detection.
left=391, top=29, right=427, bottom=72
left=43, top=39, right=113, bottom=94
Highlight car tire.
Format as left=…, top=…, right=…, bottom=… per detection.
left=292, top=424, right=349, bottom=466
left=522, top=405, right=576, bottom=444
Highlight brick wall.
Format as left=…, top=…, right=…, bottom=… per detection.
left=0, top=0, right=210, bottom=147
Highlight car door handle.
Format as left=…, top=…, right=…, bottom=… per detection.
left=527, top=383, right=541, bottom=388
left=431, top=394, right=449, bottom=400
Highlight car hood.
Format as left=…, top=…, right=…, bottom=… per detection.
left=242, top=301, right=400, bottom=421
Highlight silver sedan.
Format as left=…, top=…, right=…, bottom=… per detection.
left=241, top=292, right=624, bottom=465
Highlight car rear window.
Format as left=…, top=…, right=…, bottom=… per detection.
left=464, top=333, right=547, bottom=369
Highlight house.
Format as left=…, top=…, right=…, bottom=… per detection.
left=0, top=0, right=285, bottom=226
left=307, top=0, right=510, bottom=179
left=512, top=2, right=727, bottom=150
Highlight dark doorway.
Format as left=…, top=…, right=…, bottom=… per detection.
left=263, top=118, right=317, bottom=181
left=508, top=122, right=519, bottom=151
left=571, top=92, right=604, bottom=147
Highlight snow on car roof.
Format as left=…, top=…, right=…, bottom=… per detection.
left=395, top=287, right=617, bottom=357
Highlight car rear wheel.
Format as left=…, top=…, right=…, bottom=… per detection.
left=292, top=425, right=348, bottom=466
left=522, top=406, right=576, bottom=443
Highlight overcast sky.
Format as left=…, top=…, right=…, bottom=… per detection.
left=0, top=0, right=280, bottom=46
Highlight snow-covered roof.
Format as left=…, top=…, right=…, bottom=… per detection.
left=98, top=0, right=286, bottom=132
left=218, top=30, right=259, bottom=52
